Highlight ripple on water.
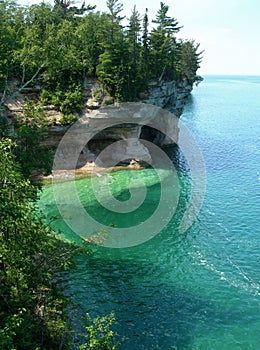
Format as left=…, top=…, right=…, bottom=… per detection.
left=38, top=76, right=260, bottom=349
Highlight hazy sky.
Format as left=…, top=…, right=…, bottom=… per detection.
left=18, top=0, right=260, bottom=76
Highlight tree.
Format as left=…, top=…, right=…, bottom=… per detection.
left=149, top=2, right=182, bottom=80
left=97, top=1, right=127, bottom=100
left=42, top=20, right=83, bottom=89
left=175, top=39, right=203, bottom=84
left=106, top=0, right=124, bottom=22
left=0, top=3, right=53, bottom=109
left=125, top=5, right=142, bottom=99
left=0, top=0, right=202, bottom=107
left=53, top=0, right=95, bottom=17
left=76, top=12, right=104, bottom=77
left=79, top=313, right=118, bottom=350
left=0, top=138, right=70, bottom=349
left=140, top=8, right=150, bottom=85
left=0, top=138, right=119, bottom=349
left=0, top=0, right=25, bottom=104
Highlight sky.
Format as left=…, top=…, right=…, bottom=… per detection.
left=17, top=0, right=260, bottom=76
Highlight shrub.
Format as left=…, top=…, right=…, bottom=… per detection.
left=60, top=113, right=79, bottom=126
left=79, top=313, right=118, bottom=350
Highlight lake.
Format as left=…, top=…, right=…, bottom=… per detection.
left=39, top=75, right=260, bottom=349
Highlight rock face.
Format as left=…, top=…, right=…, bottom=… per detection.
left=140, top=78, right=193, bottom=117
left=52, top=103, right=179, bottom=170
left=46, top=79, right=194, bottom=169
left=2, top=78, right=194, bottom=170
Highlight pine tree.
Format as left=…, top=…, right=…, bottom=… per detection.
left=97, top=0, right=126, bottom=100
left=149, top=2, right=182, bottom=81
left=106, top=0, right=124, bottom=22
left=140, top=8, right=150, bottom=86
left=126, top=5, right=142, bottom=99
left=175, top=39, right=203, bottom=84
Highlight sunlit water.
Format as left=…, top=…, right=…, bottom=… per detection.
left=38, top=76, right=260, bottom=349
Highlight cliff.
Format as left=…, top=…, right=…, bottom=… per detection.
left=51, top=102, right=181, bottom=173
left=1, top=78, right=194, bottom=172
left=45, top=78, right=193, bottom=171
left=141, top=78, right=193, bottom=117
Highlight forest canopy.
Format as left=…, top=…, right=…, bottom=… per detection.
left=0, top=0, right=203, bottom=106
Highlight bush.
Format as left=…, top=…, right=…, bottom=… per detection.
left=40, top=86, right=83, bottom=114
left=79, top=313, right=118, bottom=350
left=60, top=113, right=79, bottom=126
left=60, top=87, right=83, bottom=114
left=93, top=87, right=103, bottom=101
left=40, top=89, right=52, bottom=105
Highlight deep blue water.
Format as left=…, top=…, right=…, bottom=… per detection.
left=39, top=76, right=260, bottom=349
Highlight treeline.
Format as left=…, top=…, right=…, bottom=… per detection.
left=0, top=0, right=202, bottom=109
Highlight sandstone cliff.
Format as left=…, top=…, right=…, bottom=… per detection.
left=1, top=78, right=194, bottom=172
left=46, top=78, right=193, bottom=171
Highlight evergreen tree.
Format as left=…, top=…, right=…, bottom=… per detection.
left=76, top=12, right=104, bottom=77
left=0, top=0, right=202, bottom=106
left=106, top=0, right=124, bottom=22
left=53, top=0, right=95, bottom=17
left=126, top=5, right=142, bottom=99
left=97, top=0, right=126, bottom=100
left=140, top=8, right=150, bottom=86
left=175, top=39, right=203, bottom=84
left=149, top=2, right=182, bottom=80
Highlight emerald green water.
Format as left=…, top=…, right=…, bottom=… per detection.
left=38, top=76, right=260, bottom=349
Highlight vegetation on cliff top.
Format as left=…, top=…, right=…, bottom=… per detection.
left=0, top=0, right=202, bottom=112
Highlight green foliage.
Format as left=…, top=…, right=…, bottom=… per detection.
left=0, top=1, right=24, bottom=87
left=76, top=12, right=104, bottom=77
left=12, top=100, right=52, bottom=178
left=124, top=5, right=142, bottom=100
left=41, top=86, right=83, bottom=114
left=106, top=0, right=124, bottom=21
left=149, top=2, right=182, bottom=81
left=0, top=138, right=70, bottom=349
left=14, top=3, right=56, bottom=81
left=60, top=113, right=79, bottom=126
left=53, top=0, right=95, bottom=17
left=1, top=100, right=53, bottom=179
left=175, top=39, right=204, bottom=84
left=0, top=0, right=202, bottom=110
left=59, top=87, right=83, bottom=114
left=40, top=88, right=52, bottom=105
left=96, top=4, right=127, bottom=100
left=0, top=139, right=118, bottom=349
left=93, top=87, right=103, bottom=101
left=79, top=313, right=118, bottom=350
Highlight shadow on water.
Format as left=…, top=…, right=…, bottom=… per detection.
left=64, top=250, right=249, bottom=350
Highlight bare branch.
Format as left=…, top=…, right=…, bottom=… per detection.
left=0, top=62, right=47, bottom=110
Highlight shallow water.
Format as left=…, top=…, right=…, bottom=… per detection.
left=39, top=76, right=260, bottom=349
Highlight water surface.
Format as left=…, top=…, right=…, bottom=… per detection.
left=39, top=76, right=260, bottom=349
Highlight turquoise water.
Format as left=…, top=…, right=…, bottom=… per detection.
left=39, top=76, right=260, bottom=349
